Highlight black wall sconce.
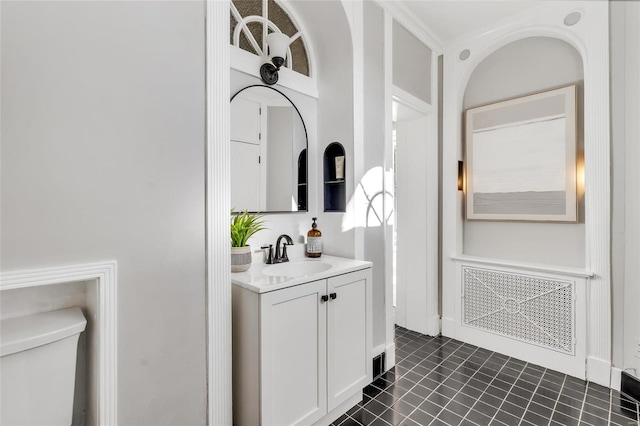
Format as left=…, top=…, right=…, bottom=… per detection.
left=458, top=160, right=464, bottom=191
left=260, top=32, right=290, bottom=85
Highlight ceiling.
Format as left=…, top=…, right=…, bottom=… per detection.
left=396, top=0, right=542, bottom=44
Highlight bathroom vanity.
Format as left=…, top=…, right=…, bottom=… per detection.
left=232, top=255, right=373, bottom=426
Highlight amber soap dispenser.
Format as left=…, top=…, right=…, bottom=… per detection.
left=306, top=217, right=322, bottom=258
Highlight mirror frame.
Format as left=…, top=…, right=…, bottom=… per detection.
left=230, top=85, right=309, bottom=214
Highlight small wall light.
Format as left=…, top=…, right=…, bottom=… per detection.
left=577, top=154, right=585, bottom=197
left=260, top=32, right=290, bottom=85
left=457, top=160, right=464, bottom=191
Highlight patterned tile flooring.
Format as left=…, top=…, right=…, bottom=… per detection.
left=333, top=326, right=640, bottom=426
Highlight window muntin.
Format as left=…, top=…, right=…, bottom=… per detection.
left=230, top=0, right=310, bottom=77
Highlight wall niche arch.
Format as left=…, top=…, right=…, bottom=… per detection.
left=440, top=1, right=611, bottom=387
left=462, top=36, right=585, bottom=268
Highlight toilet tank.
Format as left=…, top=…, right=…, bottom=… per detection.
left=0, top=307, right=87, bottom=426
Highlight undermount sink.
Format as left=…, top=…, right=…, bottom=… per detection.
left=262, top=260, right=332, bottom=277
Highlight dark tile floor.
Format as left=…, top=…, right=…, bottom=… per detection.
left=333, top=326, right=640, bottom=426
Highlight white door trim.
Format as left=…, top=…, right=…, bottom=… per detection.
left=384, top=7, right=441, bottom=355
left=383, top=8, right=396, bottom=369
left=206, top=0, right=233, bottom=424
left=0, top=261, right=118, bottom=425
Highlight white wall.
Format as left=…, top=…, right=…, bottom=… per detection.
left=393, top=20, right=432, bottom=104
left=463, top=37, right=585, bottom=268
left=0, top=2, right=207, bottom=424
left=610, top=0, right=640, bottom=377
left=362, top=0, right=387, bottom=350
left=299, top=1, right=355, bottom=258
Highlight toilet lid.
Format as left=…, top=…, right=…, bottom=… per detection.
left=0, top=307, right=87, bottom=357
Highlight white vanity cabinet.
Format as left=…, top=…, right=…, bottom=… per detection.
left=232, top=266, right=372, bottom=426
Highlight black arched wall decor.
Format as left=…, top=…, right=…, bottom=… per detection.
left=323, top=142, right=346, bottom=212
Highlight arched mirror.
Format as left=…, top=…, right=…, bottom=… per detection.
left=230, top=85, right=308, bottom=213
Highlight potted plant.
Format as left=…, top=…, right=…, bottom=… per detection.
left=231, top=210, right=266, bottom=272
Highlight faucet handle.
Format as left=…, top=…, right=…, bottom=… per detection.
left=260, top=245, right=274, bottom=264
left=281, top=243, right=292, bottom=262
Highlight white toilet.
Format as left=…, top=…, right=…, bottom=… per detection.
left=0, top=307, right=87, bottom=426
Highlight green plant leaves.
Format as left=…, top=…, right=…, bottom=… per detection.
left=230, top=211, right=267, bottom=247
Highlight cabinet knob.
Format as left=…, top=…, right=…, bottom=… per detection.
left=320, top=295, right=329, bottom=303
left=330, top=293, right=337, bottom=300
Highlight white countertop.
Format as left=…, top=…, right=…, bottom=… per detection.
left=231, top=254, right=372, bottom=294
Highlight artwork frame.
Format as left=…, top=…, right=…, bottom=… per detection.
left=465, top=85, right=578, bottom=222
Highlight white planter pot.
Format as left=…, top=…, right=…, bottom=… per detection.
left=231, top=246, right=252, bottom=272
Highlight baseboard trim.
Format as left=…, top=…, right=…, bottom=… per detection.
left=385, top=342, right=396, bottom=370
left=427, top=314, right=441, bottom=336
left=372, top=343, right=386, bottom=357
left=611, top=367, right=622, bottom=391
left=587, top=356, right=612, bottom=387
left=441, top=316, right=456, bottom=337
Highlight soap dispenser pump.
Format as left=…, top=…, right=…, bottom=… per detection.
left=306, top=217, right=322, bottom=258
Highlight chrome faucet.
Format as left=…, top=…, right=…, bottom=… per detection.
left=274, top=234, right=294, bottom=263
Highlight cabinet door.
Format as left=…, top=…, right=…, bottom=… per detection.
left=231, top=96, right=261, bottom=144
left=230, top=141, right=261, bottom=212
left=327, top=269, right=372, bottom=411
left=260, top=280, right=327, bottom=426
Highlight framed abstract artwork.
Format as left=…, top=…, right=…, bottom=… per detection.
left=465, top=85, right=578, bottom=222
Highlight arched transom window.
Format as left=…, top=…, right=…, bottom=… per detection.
left=230, top=0, right=311, bottom=77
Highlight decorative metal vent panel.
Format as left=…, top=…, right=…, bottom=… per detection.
left=462, top=266, right=575, bottom=354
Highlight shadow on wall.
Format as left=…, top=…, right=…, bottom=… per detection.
left=342, top=167, right=394, bottom=231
